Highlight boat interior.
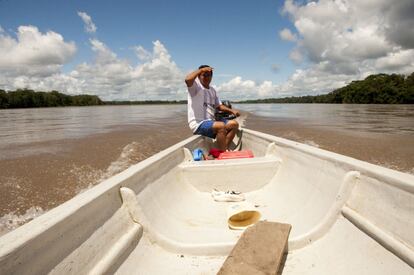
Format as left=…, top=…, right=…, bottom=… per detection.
left=0, top=128, right=413, bottom=274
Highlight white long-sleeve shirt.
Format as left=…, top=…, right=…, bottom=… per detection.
left=187, top=78, right=222, bottom=133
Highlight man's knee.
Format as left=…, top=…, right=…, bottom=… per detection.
left=227, top=120, right=239, bottom=130
left=213, top=122, right=226, bottom=133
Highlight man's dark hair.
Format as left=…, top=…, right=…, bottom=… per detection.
left=198, top=65, right=210, bottom=69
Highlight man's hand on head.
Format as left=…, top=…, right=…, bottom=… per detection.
left=186, top=66, right=213, bottom=87
left=199, top=67, right=213, bottom=75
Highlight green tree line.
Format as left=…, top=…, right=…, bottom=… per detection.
left=0, top=89, right=104, bottom=109
left=238, top=72, right=414, bottom=104
left=1, top=72, right=413, bottom=108
left=104, top=100, right=186, bottom=105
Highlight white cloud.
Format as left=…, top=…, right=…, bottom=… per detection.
left=2, top=1, right=414, bottom=101
left=89, top=38, right=118, bottom=64
left=216, top=67, right=351, bottom=100
left=77, top=11, right=97, bottom=34
left=67, top=39, right=185, bottom=100
left=3, top=73, right=82, bottom=94
left=279, top=28, right=297, bottom=42
left=278, top=66, right=352, bottom=96
left=375, top=49, right=414, bottom=73
left=132, top=45, right=152, bottom=62
left=276, top=0, right=414, bottom=95
left=217, top=77, right=280, bottom=100
left=219, top=0, right=414, bottom=100
left=0, top=25, right=76, bottom=78
left=0, top=13, right=191, bottom=100
left=383, top=0, right=414, bottom=49
left=289, top=48, right=303, bottom=64
left=0, top=22, right=187, bottom=100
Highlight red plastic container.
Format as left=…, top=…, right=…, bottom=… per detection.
left=217, top=150, right=254, bottom=160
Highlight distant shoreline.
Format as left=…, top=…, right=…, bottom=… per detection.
left=1, top=72, right=413, bottom=109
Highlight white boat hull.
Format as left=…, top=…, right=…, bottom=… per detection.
left=0, top=128, right=413, bottom=274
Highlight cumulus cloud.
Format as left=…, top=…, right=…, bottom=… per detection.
left=217, top=77, right=280, bottom=100
left=284, top=0, right=393, bottom=64
left=0, top=7, right=191, bottom=101
left=289, top=48, right=303, bottom=64
left=0, top=16, right=214, bottom=100
left=3, top=73, right=83, bottom=94
left=0, top=25, right=76, bottom=79
left=3, top=2, right=414, bottom=101
left=2, top=39, right=186, bottom=100
left=276, top=0, right=414, bottom=95
left=132, top=45, right=152, bottom=62
left=67, top=39, right=185, bottom=100
left=77, top=11, right=97, bottom=34
left=219, top=0, right=414, bottom=99
left=278, top=66, right=351, bottom=95
left=0, top=23, right=185, bottom=100
left=375, top=49, right=414, bottom=72
left=279, top=28, right=297, bottom=42
left=383, top=0, right=414, bottom=49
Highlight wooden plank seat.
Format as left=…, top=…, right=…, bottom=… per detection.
left=218, top=221, right=292, bottom=275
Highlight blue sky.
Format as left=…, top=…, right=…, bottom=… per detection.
left=1, top=0, right=413, bottom=100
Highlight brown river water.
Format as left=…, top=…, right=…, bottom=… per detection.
left=0, top=104, right=413, bottom=235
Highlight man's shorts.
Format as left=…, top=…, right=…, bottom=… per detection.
left=194, top=119, right=229, bottom=139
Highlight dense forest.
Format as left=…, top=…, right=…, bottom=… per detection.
left=238, top=73, right=414, bottom=104
left=1, top=72, right=413, bottom=109
left=0, top=89, right=103, bottom=108
left=104, top=100, right=187, bottom=105
left=0, top=89, right=187, bottom=109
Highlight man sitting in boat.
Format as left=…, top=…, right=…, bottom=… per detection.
left=185, top=65, right=240, bottom=151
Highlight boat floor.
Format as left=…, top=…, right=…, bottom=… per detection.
left=116, top=215, right=412, bottom=274
left=113, top=149, right=413, bottom=274
left=115, top=234, right=225, bottom=275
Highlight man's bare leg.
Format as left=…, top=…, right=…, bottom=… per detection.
left=225, top=120, right=239, bottom=149
left=212, top=122, right=227, bottom=151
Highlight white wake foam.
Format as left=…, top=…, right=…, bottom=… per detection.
left=236, top=113, right=247, bottom=128
left=303, top=140, right=320, bottom=148
left=75, top=141, right=142, bottom=194
left=104, top=142, right=141, bottom=176
left=0, top=206, right=46, bottom=237
left=0, top=142, right=142, bottom=236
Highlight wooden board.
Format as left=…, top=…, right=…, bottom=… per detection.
left=218, top=221, right=292, bottom=275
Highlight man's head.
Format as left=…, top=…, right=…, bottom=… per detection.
left=198, top=65, right=213, bottom=88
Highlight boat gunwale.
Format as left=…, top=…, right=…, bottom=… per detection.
left=0, top=135, right=201, bottom=255
left=242, top=128, right=414, bottom=194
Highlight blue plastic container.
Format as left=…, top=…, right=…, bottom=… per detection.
left=192, top=148, right=204, bottom=161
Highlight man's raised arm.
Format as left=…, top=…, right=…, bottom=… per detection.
left=185, top=67, right=213, bottom=87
